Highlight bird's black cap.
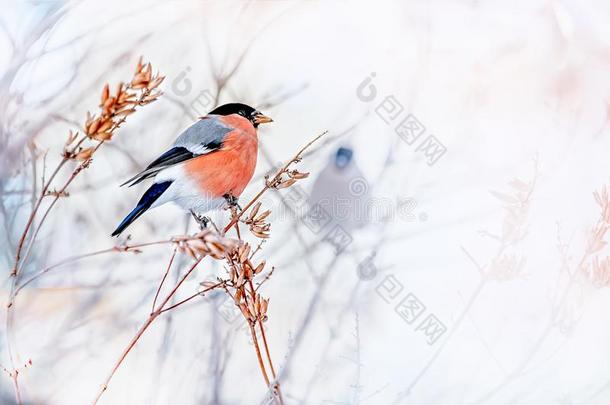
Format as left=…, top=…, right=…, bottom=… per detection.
left=209, top=103, right=273, bottom=128
left=209, top=103, right=256, bottom=117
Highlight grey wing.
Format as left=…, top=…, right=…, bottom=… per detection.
left=120, top=117, right=232, bottom=187
left=173, top=115, right=231, bottom=153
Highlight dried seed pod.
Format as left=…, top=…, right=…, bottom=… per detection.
left=255, top=296, right=261, bottom=315
left=103, top=96, right=116, bottom=110
left=86, top=117, right=100, bottom=136
left=91, top=132, right=113, bottom=141
left=75, top=148, right=94, bottom=161
left=234, top=288, right=243, bottom=302
left=200, top=281, right=218, bottom=289
left=251, top=229, right=270, bottom=239
left=65, top=130, right=78, bottom=147
left=131, top=75, right=147, bottom=88
left=236, top=270, right=245, bottom=287
left=171, top=230, right=237, bottom=260
left=97, top=119, right=113, bottom=133
left=261, top=298, right=269, bottom=316
left=290, top=170, right=309, bottom=179
left=239, top=244, right=251, bottom=263
left=116, top=108, right=136, bottom=117
left=101, top=84, right=109, bottom=104
left=249, top=202, right=261, bottom=220
left=239, top=303, right=252, bottom=320
left=143, top=63, right=152, bottom=81
left=257, top=210, right=271, bottom=221
left=276, top=178, right=297, bottom=189
left=207, top=242, right=227, bottom=259
left=149, top=75, right=165, bottom=89
left=244, top=263, right=253, bottom=279
left=119, top=92, right=136, bottom=104
left=254, top=260, right=266, bottom=274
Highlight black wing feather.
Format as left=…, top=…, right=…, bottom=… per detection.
left=146, top=146, right=196, bottom=169
left=120, top=147, right=196, bottom=187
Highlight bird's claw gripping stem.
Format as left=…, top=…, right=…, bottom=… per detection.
left=223, top=194, right=241, bottom=211
left=190, top=210, right=210, bottom=230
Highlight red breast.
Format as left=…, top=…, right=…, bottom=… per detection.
left=184, top=115, right=258, bottom=198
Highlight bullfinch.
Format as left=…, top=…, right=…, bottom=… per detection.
left=111, top=103, right=273, bottom=236
left=308, top=147, right=370, bottom=232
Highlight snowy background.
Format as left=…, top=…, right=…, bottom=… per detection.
left=2, top=1, right=610, bottom=404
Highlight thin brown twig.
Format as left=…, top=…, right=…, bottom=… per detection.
left=247, top=278, right=282, bottom=403
left=93, top=255, right=204, bottom=405
left=255, top=267, right=275, bottom=292
left=151, top=247, right=177, bottom=314
left=258, top=322, right=277, bottom=379
left=12, top=236, right=196, bottom=299
left=158, top=281, right=224, bottom=314
left=248, top=322, right=271, bottom=386
left=10, top=159, right=68, bottom=276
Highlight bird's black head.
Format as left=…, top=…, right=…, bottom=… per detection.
left=334, top=147, right=353, bottom=169
left=209, top=103, right=273, bottom=128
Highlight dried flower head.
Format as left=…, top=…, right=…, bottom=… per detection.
left=487, top=253, right=526, bottom=281
left=487, top=177, right=534, bottom=245
left=63, top=57, right=164, bottom=160
left=242, top=202, right=271, bottom=238
left=266, top=169, right=309, bottom=189
left=171, top=230, right=239, bottom=260
left=578, top=185, right=610, bottom=289
left=585, top=256, right=610, bottom=288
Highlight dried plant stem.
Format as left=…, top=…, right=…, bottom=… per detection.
left=223, top=130, right=327, bottom=234
left=158, top=282, right=223, bottom=314
left=247, top=323, right=283, bottom=405
left=11, top=58, right=164, bottom=281
left=151, top=247, right=177, bottom=314
left=3, top=301, right=22, bottom=405
left=223, top=277, right=282, bottom=404
left=213, top=132, right=326, bottom=403
left=11, top=158, right=67, bottom=275
left=14, top=139, right=104, bottom=277
left=11, top=371, right=21, bottom=405
left=15, top=99, right=142, bottom=279
left=224, top=284, right=267, bottom=384
left=247, top=279, right=277, bottom=379
left=258, top=320, right=277, bottom=378
left=13, top=237, right=192, bottom=300
left=93, top=256, right=204, bottom=405
left=248, top=321, right=271, bottom=386
left=15, top=115, right=124, bottom=273
left=248, top=278, right=283, bottom=404
left=258, top=320, right=284, bottom=404
left=92, top=312, right=156, bottom=405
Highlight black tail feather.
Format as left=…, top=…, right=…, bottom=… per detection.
left=111, top=181, right=172, bottom=237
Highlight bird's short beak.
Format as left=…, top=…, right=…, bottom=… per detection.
left=253, top=113, right=273, bottom=125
